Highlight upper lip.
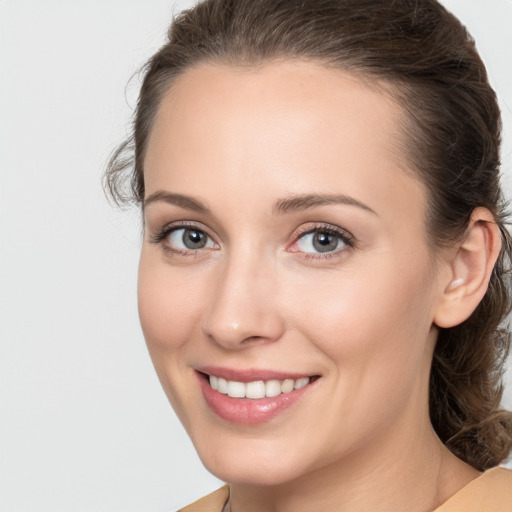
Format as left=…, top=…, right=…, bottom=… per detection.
left=196, top=366, right=316, bottom=382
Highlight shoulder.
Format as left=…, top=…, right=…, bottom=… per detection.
left=436, top=467, right=512, bottom=512
left=178, top=485, right=229, bottom=512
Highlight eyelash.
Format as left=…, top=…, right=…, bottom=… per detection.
left=288, top=223, right=355, bottom=261
left=149, top=221, right=217, bottom=258
left=149, top=222, right=355, bottom=260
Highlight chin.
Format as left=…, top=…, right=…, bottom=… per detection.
left=203, top=457, right=305, bottom=487
left=193, top=435, right=318, bottom=486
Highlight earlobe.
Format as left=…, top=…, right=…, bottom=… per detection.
left=434, top=208, right=502, bottom=329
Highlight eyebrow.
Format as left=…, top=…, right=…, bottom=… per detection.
left=143, top=191, right=210, bottom=213
left=273, top=193, right=377, bottom=216
left=143, top=191, right=377, bottom=216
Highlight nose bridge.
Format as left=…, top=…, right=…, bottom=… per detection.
left=202, top=246, right=284, bottom=348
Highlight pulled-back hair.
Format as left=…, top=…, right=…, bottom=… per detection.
left=104, top=0, right=512, bottom=470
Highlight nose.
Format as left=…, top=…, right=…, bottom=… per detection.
left=201, top=253, right=285, bottom=349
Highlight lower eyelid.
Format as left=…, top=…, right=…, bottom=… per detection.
left=160, top=246, right=211, bottom=260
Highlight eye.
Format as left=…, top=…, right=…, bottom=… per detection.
left=167, top=227, right=216, bottom=250
left=289, top=225, right=354, bottom=257
left=148, top=223, right=219, bottom=256
left=296, top=230, right=345, bottom=253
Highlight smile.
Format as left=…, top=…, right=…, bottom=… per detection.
left=197, top=369, right=319, bottom=424
left=208, top=375, right=311, bottom=399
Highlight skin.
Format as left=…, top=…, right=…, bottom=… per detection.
left=138, top=61, right=484, bottom=511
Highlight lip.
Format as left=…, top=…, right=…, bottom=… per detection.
left=196, top=366, right=313, bottom=382
left=196, top=367, right=319, bottom=425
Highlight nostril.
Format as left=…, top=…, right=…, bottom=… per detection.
left=240, top=335, right=268, bottom=345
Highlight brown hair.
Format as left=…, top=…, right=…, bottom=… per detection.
left=104, top=0, right=512, bottom=470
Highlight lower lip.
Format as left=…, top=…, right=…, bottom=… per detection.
left=198, top=374, right=316, bottom=425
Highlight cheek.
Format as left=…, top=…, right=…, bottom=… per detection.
left=284, top=255, right=436, bottom=380
left=137, top=252, right=211, bottom=424
left=137, top=252, right=205, bottom=353
left=279, top=260, right=437, bottom=450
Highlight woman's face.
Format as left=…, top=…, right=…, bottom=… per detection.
left=139, top=61, right=445, bottom=485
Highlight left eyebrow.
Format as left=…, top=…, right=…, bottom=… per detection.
left=143, top=191, right=210, bottom=213
left=273, top=193, right=378, bottom=216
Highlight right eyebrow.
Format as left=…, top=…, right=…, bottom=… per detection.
left=273, top=193, right=377, bottom=216
left=143, top=191, right=210, bottom=213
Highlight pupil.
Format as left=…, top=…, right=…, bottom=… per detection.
left=313, top=232, right=338, bottom=253
left=183, top=229, right=206, bottom=249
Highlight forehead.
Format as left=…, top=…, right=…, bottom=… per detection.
left=144, top=60, right=427, bottom=227
left=146, top=60, right=406, bottom=173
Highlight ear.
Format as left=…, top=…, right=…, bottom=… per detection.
left=433, top=208, right=502, bottom=329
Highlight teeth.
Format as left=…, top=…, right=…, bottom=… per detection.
left=281, top=379, right=295, bottom=393
left=246, top=380, right=266, bottom=399
left=217, top=377, right=228, bottom=394
left=227, top=381, right=245, bottom=398
left=208, top=375, right=312, bottom=399
left=265, top=380, right=282, bottom=397
left=294, top=377, right=309, bottom=390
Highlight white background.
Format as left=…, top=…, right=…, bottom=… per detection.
left=1, top=1, right=511, bottom=510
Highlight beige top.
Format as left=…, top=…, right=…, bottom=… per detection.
left=179, top=467, right=512, bottom=511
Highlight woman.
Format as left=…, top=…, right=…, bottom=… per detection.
left=105, top=0, right=512, bottom=510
